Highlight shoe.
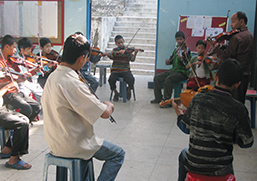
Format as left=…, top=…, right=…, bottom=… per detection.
left=160, top=103, right=172, bottom=108
left=127, top=88, right=131, bottom=100
left=113, top=93, right=119, bottom=102
left=150, top=99, right=161, bottom=104
left=5, top=159, right=32, bottom=170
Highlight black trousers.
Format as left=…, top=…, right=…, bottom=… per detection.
left=0, top=107, right=29, bottom=156
left=3, top=92, right=41, bottom=123
left=153, top=71, right=188, bottom=101
left=108, top=71, right=135, bottom=91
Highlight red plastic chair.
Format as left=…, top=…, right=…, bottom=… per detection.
left=185, top=172, right=235, bottom=181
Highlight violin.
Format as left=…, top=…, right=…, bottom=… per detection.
left=197, top=55, right=216, bottom=65
left=159, top=85, right=214, bottom=108
left=208, top=29, right=240, bottom=43
left=26, top=53, right=55, bottom=66
left=45, top=50, right=61, bottom=63
left=91, top=47, right=103, bottom=56
left=8, top=56, right=36, bottom=69
left=125, top=47, right=144, bottom=54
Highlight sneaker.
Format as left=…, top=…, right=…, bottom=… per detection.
left=113, top=93, right=119, bottom=102
left=127, top=88, right=131, bottom=100
left=160, top=103, right=172, bottom=108
left=150, top=99, right=161, bottom=104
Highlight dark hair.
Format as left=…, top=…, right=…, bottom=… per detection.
left=40, top=37, right=51, bottom=48
left=114, top=35, right=123, bottom=43
left=1, top=35, right=17, bottom=49
left=74, top=31, right=84, bottom=35
left=217, top=58, right=243, bottom=87
left=196, top=40, right=206, bottom=48
left=175, top=31, right=185, bottom=39
left=18, top=37, right=33, bottom=51
left=237, top=11, right=248, bottom=25
left=61, top=34, right=90, bottom=65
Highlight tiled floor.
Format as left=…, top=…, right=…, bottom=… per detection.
left=0, top=75, right=256, bottom=181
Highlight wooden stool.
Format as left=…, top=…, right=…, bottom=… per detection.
left=42, top=153, right=94, bottom=181
left=110, top=77, right=136, bottom=103
left=245, top=89, right=257, bottom=128
left=93, top=64, right=111, bottom=87
left=185, top=172, right=235, bottom=181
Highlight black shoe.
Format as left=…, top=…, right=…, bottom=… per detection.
left=150, top=99, right=161, bottom=104
left=113, top=93, right=119, bottom=102
left=127, top=88, right=131, bottom=100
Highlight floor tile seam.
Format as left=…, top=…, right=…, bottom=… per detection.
left=147, top=122, right=175, bottom=180
left=110, top=104, right=145, bottom=142
left=28, top=147, right=49, bottom=163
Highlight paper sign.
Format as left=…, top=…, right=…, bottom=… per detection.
left=192, top=28, right=204, bottom=37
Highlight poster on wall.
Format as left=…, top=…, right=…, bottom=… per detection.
left=0, top=1, right=58, bottom=38
left=0, top=0, right=63, bottom=45
left=179, top=15, right=228, bottom=52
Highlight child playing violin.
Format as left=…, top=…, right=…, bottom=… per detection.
left=103, top=35, right=138, bottom=101
left=37, top=37, right=58, bottom=88
left=0, top=35, right=41, bottom=124
left=151, top=31, right=190, bottom=107
left=186, top=40, right=217, bottom=91
left=17, top=37, right=43, bottom=103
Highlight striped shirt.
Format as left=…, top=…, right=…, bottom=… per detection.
left=108, top=47, right=133, bottom=73
left=182, top=86, right=253, bottom=175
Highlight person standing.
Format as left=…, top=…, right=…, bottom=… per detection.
left=207, top=11, right=254, bottom=103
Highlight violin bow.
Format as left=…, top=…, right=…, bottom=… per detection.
left=37, top=33, right=44, bottom=75
left=76, top=70, right=117, bottom=124
left=183, top=48, right=201, bottom=88
left=126, top=28, right=140, bottom=48
left=0, top=49, right=17, bottom=88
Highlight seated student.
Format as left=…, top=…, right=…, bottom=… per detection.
left=185, top=40, right=217, bottom=91
left=17, top=37, right=43, bottom=102
left=103, top=35, right=138, bottom=101
left=172, top=59, right=253, bottom=181
left=37, top=37, right=58, bottom=88
left=42, top=34, right=125, bottom=180
left=0, top=80, right=31, bottom=170
left=150, top=31, right=191, bottom=107
left=75, top=31, right=100, bottom=92
left=80, top=57, right=100, bottom=92
left=0, top=35, right=41, bottom=124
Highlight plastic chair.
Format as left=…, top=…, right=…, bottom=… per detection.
left=93, top=64, right=111, bottom=87
left=174, top=80, right=187, bottom=98
left=185, top=172, right=235, bottom=181
left=110, top=77, right=136, bottom=103
left=245, top=89, right=257, bottom=128
left=42, top=153, right=94, bottom=181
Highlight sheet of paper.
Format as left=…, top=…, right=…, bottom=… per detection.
left=194, top=16, right=204, bottom=28
left=186, top=16, right=195, bottom=29
left=205, top=28, right=223, bottom=39
left=3, top=1, right=19, bottom=37
left=203, top=16, right=212, bottom=28
left=42, top=1, right=58, bottom=38
left=22, top=1, right=38, bottom=37
left=192, top=28, right=204, bottom=37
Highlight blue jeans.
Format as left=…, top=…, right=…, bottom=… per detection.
left=93, top=140, right=125, bottom=181
left=178, top=148, right=188, bottom=181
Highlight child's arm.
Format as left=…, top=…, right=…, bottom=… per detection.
left=130, top=49, right=139, bottom=62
